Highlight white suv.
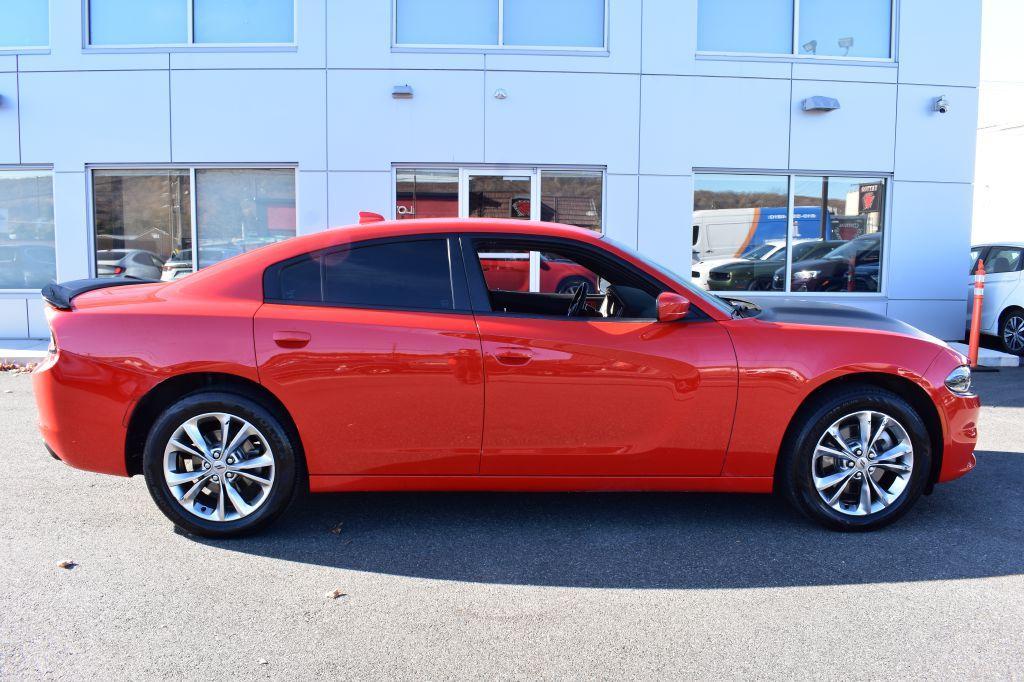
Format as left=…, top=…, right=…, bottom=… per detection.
left=969, top=243, right=1024, bottom=355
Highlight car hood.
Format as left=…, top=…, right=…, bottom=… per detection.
left=729, top=298, right=942, bottom=343
left=694, top=257, right=744, bottom=274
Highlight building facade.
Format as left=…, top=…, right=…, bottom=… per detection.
left=0, top=0, right=981, bottom=339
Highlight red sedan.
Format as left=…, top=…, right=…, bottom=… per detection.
left=33, top=218, right=979, bottom=537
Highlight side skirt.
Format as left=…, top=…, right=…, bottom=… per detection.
left=309, top=475, right=774, bottom=494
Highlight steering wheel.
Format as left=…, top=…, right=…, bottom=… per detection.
left=566, top=283, right=589, bottom=317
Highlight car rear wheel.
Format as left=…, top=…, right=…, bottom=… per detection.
left=999, top=308, right=1024, bottom=356
left=779, top=386, right=931, bottom=531
left=142, top=391, right=300, bottom=538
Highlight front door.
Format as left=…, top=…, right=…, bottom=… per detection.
left=255, top=236, right=484, bottom=476
left=464, top=235, right=738, bottom=477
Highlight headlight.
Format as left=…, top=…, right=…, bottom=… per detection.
left=792, top=270, right=820, bottom=280
left=944, top=365, right=974, bottom=396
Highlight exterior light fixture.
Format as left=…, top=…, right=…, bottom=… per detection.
left=802, top=40, right=817, bottom=54
left=391, top=85, right=413, bottom=100
left=838, top=37, right=854, bottom=56
left=802, top=96, right=841, bottom=112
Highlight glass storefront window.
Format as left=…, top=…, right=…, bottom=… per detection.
left=798, top=0, right=892, bottom=59
left=503, top=0, right=604, bottom=48
left=396, top=169, right=459, bottom=220
left=693, top=173, right=887, bottom=294
left=0, top=170, right=55, bottom=289
left=0, top=0, right=49, bottom=49
left=89, top=0, right=295, bottom=46
left=697, top=0, right=793, bottom=54
left=467, top=174, right=532, bottom=220
left=195, top=169, right=296, bottom=269
left=539, top=170, right=602, bottom=231
left=193, top=0, right=294, bottom=44
left=93, top=169, right=191, bottom=280
left=93, top=168, right=295, bottom=281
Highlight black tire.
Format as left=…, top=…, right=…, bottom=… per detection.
left=556, top=276, right=593, bottom=295
left=142, top=391, right=301, bottom=538
left=999, top=307, right=1024, bottom=356
left=778, top=385, right=932, bottom=531
left=746, top=277, right=770, bottom=291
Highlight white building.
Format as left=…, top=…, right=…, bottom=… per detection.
left=0, top=0, right=981, bottom=340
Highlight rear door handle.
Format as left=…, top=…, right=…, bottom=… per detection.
left=273, top=331, right=311, bottom=349
left=494, top=347, right=533, bottom=366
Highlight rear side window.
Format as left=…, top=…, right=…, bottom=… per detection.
left=268, top=238, right=455, bottom=311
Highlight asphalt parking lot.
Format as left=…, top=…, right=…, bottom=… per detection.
left=0, top=369, right=1021, bottom=679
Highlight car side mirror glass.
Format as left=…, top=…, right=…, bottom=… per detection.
left=656, top=292, right=690, bottom=322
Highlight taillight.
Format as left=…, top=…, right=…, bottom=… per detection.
left=113, top=266, right=125, bottom=275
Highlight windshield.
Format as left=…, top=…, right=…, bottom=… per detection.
left=744, top=243, right=776, bottom=260
left=824, top=238, right=879, bottom=261
left=601, top=236, right=735, bottom=316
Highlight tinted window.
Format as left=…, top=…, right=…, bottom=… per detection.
left=987, top=247, right=1023, bottom=274
left=324, top=240, right=453, bottom=310
left=278, top=254, right=321, bottom=302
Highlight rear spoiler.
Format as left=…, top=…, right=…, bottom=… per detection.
left=41, top=277, right=159, bottom=311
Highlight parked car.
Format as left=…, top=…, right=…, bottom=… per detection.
left=0, top=242, right=56, bottom=289
left=34, top=218, right=978, bottom=537
left=691, top=239, right=787, bottom=290
left=479, top=251, right=598, bottom=293
left=96, top=249, right=165, bottom=280
left=968, top=243, right=1024, bottom=355
left=161, top=245, right=245, bottom=281
left=771, top=233, right=883, bottom=292
left=707, top=240, right=844, bottom=291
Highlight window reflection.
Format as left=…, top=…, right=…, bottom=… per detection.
left=539, top=170, right=602, bottom=231
left=0, top=170, right=55, bottom=289
left=396, top=169, right=458, bottom=220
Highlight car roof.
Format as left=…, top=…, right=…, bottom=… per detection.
left=974, top=242, right=1024, bottom=249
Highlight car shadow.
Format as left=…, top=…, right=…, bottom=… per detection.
left=194, top=449, right=1024, bottom=589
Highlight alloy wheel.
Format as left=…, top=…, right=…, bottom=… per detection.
left=811, top=410, right=914, bottom=517
left=1003, top=315, right=1024, bottom=353
left=163, top=412, right=276, bottom=522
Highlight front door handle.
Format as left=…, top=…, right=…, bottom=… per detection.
left=273, top=331, right=311, bottom=349
left=494, top=348, right=533, bottom=366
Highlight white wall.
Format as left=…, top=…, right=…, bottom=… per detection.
left=0, top=0, right=983, bottom=339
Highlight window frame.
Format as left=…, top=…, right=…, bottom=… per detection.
left=390, top=0, right=610, bottom=54
left=460, top=233, right=702, bottom=323
left=0, top=0, right=51, bottom=53
left=696, top=0, right=898, bottom=64
left=693, top=169, right=893, bottom=297
left=392, top=164, right=607, bottom=234
left=0, top=165, right=57, bottom=293
left=83, top=0, right=298, bottom=50
left=263, top=234, right=472, bottom=314
left=87, top=163, right=297, bottom=278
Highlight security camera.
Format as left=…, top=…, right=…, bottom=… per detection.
left=934, top=95, right=951, bottom=114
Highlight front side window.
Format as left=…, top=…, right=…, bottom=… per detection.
left=693, top=173, right=888, bottom=294
left=0, top=170, right=55, bottom=289
left=0, top=0, right=49, bottom=49
left=472, top=238, right=661, bottom=319
left=271, top=239, right=455, bottom=311
left=697, top=0, right=892, bottom=59
left=93, top=168, right=295, bottom=280
left=986, top=247, right=1023, bottom=274
left=395, top=0, right=605, bottom=49
left=89, top=0, right=294, bottom=46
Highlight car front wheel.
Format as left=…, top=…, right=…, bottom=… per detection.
left=779, top=386, right=931, bottom=531
left=142, top=391, right=300, bottom=537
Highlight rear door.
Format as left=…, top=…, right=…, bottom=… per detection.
left=255, top=235, right=484, bottom=476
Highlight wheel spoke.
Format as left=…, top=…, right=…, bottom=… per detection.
left=827, top=474, right=854, bottom=506
left=826, top=426, right=858, bottom=457
left=814, top=445, right=856, bottom=463
left=180, top=475, right=211, bottom=505
left=224, top=423, right=256, bottom=459
left=218, top=414, right=232, bottom=452
left=169, top=438, right=205, bottom=461
left=224, top=479, right=255, bottom=517
left=858, top=475, right=872, bottom=515
left=814, top=468, right=855, bottom=492
left=874, top=442, right=911, bottom=463
left=235, top=471, right=272, bottom=489
left=867, top=415, right=890, bottom=452
left=215, top=480, right=226, bottom=521
left=857, top=412, right=872, bottom=453
left=166, top=468, right=208, bottom=486
left=867, top=474, right=891, bottom=508
left=873, top=461, right=911, bottom=475
left=232, top=453, right=274, bottom=471
left=182, top=420, right=212, bottom=459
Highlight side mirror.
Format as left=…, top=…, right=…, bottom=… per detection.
left=656, top=292, right=691, bottom=322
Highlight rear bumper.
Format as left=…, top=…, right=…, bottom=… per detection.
left=32, top=349, right=134, bottom=477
